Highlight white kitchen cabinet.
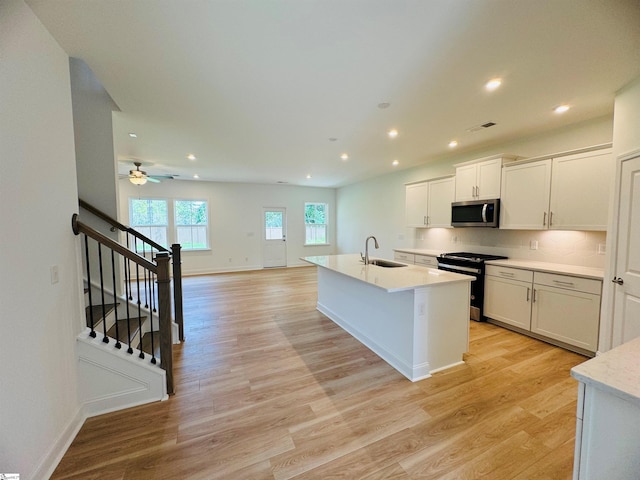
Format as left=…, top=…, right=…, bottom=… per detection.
left=427, top=176, right=455, bottom=227
left=549, top=150, right=613, bottom=230
left=484, top=265, right=602, bottom=355
left=531, top=272, right=601, bottom=353
left=414, top=254, right=438, bottom=267
left=499, top=159, right=552, bottom=229
left=484, top=266, right=533, bottom=330
left=454, top=155, right=516, bottom=201
left=499, top=147, right=612, bottom=231
left=405, top=176, right=454, bottom=227
left=571, top=337, right=640, bottom=479
left=405, top=182, right=428, bottom=227
left=394, top=251, right=415, bottom=263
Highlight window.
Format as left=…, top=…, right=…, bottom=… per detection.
left=129, top=198, right=168, bottom=251
left=305, top=202, right=328, bottom=245
left=175, top=200, right=208, bottom=250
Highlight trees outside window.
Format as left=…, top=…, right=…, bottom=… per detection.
left=305, top=202, right=328, bottom=245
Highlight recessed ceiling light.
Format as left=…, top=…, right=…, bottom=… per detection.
left=485, top=78, right=502, bottom=91
left=128, top=132, right=137, bottom=138
left=306, top=174, right=312, bottom=179
left=187, top=154, right=196, bottom=161
left=449, top=140, right=458, bottom=148
left=193, top=174, right=199, bottom=179
left=392, top=159, right=399, bottom=166
left=554, top=104, right=570, bottom=114
left=340, top=153, right=349, bottom=161
left=378, top=102, right=391, bottom=109
left=387, top=129, right=398, bottom=139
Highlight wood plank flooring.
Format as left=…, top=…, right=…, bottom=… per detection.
left=52, top=266, right=587, bottom=479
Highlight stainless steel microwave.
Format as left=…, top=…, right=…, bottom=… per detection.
left=451, top=199, right=500, bottom=227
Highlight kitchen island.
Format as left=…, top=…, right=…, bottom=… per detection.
left=302, top=254, right=474, bottom=381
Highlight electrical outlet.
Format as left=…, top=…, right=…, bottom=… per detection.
left=598, top=244, right=606, bottom=255
left=50, top=265, right=59, bottom=284
left=530, top=240, right=538, bottom=250
left=452, top=235, right=458, bottom=244
left=228, top=257, right=232, bottom=263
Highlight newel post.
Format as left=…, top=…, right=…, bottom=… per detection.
left=171, top=243, right=184, bottom=342
left=156, top=252, right=174, bottom=395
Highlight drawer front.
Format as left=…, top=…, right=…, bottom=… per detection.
left=485, top=265, right=533, bottom=283
left=415, top=254, right=437, bottom=267
left=394, top=252, right=415, bottom=263
left=534, top=272, right=602, bottom=295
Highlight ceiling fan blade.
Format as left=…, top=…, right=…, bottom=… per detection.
left=147, top=177, right=161, bottom=183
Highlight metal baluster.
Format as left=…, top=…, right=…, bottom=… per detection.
left=136, top=263, right=144, bottom=359
left=142, top=242, right=149, bottom=308
left=84, top=234, right=96, bottom=338
left=125, top=234, right=132, bottom=301
left=111, top=250, right=121, bottom=349
left=98, top=243, right=109, bottom=343
left=124, top=256, right=133, bottom=354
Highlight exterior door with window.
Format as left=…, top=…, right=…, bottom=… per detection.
left=263, top=208, right=287, bottom=268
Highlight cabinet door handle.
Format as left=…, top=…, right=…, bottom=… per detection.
left=424, top=215, right=427, bottom=225
left=526, top=287, right=530, bottom=302
left=532, top=289, right=537, bottom=303
left=472, top=186, right=475, bottom=198
left=543, top=211, right=547, bottom=226
left=549, top=211, right=553, bottom=227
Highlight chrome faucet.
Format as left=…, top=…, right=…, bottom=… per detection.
left=362, top=235, right=379, bottom=265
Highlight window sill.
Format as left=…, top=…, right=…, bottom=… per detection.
left=304, top=243, right=331, bottom=247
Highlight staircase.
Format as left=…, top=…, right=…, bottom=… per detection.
left=72, top=200, right=184, bottom=414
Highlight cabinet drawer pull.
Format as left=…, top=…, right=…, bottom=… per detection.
left=499, top=271, right=515, bottom=277
left=553, top=280, right=575, bottom=287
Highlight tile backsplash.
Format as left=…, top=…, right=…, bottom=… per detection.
left=414, top=228, right=607, bottom=268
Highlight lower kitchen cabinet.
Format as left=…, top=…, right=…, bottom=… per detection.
left=484, top=266, right=533, bottom=330
left=484, top=265, right=602, bottom=355
left=393, top=251, right=415, bottom=263
left=414, top=254, right=438, bottom=267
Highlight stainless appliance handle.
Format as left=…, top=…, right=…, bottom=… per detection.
left=481, top=203, right=488, bottom=223
left=438, top=263, right=481, bottom=275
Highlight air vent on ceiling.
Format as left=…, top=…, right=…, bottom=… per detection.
left=466, top=121, right=497, bottom=133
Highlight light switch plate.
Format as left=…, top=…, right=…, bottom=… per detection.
left=530, top=240, right=538, bottom=250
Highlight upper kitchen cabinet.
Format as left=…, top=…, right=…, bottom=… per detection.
left=500, top=146, right=613, bottom=231
left=549, top=149, right=613, bottom=230
left=454, top=155, right=518, bottom=201
left=405, top=175, right=455, bottom=227
left=500, top=159, right=552, bottom=229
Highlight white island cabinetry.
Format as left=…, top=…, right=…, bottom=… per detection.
left=571, top=337, right=640, bottom=479
left=303, top=254, right=473, bottom=381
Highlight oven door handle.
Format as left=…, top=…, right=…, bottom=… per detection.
left=438, top=263, right=482, bottom=275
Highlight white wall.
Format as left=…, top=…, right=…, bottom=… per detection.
left=0, top=1, right=84, bottom=478
left=70, top=57, right=121, bottom=221
left=337, top=115, right=613, bottom=268
left=119, top=179, right=336, bottom=274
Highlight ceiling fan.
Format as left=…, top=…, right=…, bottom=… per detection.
left=126, top=161, right=176, bottom=185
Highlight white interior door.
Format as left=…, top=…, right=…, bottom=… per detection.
left=612, top=152, right=640, bottom=346
left=263, top=207, right=287, bottom=268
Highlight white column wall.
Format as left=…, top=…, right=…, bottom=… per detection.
left=0, top=1, right=84, bottom=478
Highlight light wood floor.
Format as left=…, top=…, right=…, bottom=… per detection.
left=52, top=266, right=587, bottom=479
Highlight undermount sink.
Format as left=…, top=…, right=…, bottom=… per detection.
left=368, top=259, right=407, bottom=268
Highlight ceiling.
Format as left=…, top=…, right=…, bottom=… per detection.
left=26, top=0, right=640, bottom=188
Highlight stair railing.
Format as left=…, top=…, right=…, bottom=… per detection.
left=72, top=213, right=175, bottom=394
left=79, top=199, right=184, bottom=341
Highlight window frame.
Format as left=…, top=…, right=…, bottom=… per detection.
left=128, top=197, right=169, bottom=252
left=304, top=202, right=329, bottom=246
left=173, top=198, right=210, bottom=251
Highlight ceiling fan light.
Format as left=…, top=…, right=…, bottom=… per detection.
left=129, top=176, right=147, bottom=185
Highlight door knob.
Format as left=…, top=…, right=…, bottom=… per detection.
left=612, top=277, right=624, bottom=285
